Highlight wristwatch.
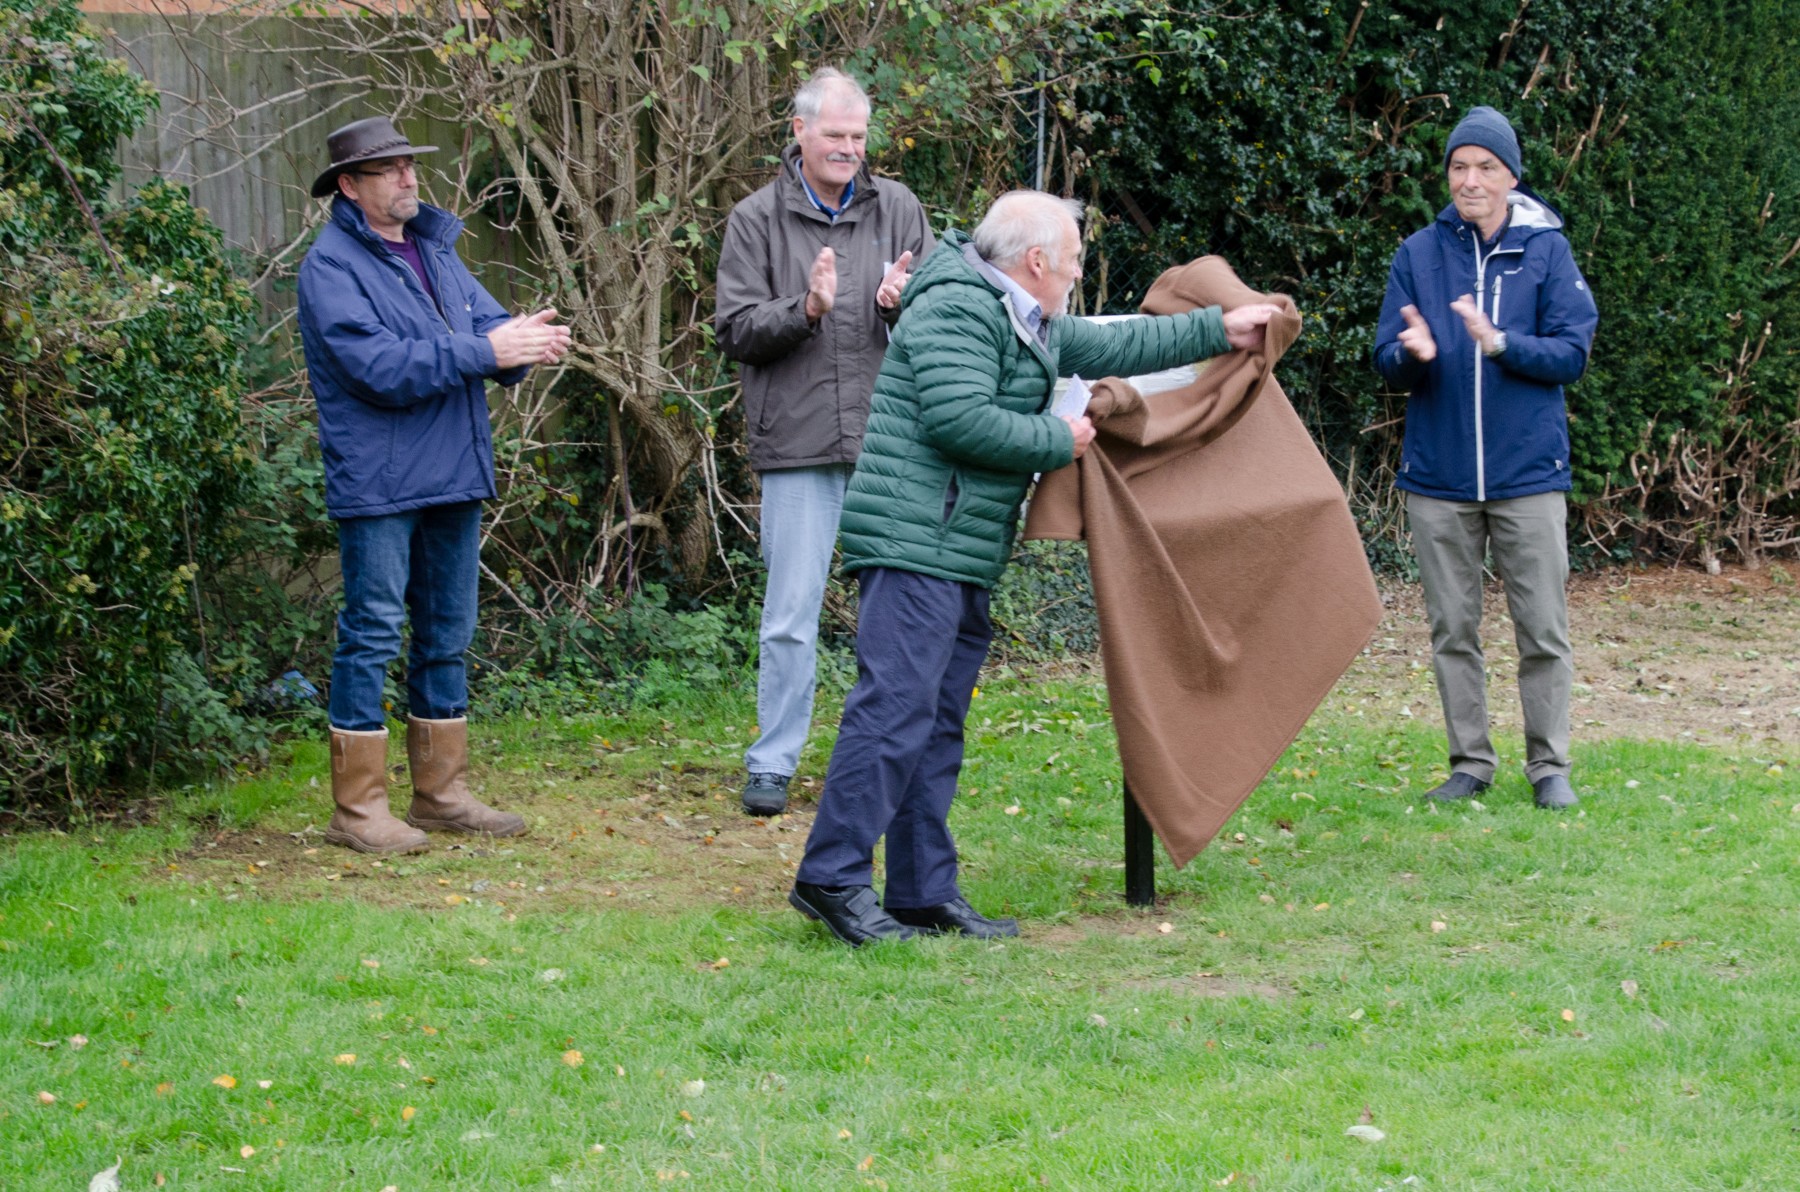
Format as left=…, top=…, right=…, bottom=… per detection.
left=1483, top=330, right=1508, bottom=358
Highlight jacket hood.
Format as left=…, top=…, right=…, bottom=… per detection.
left=899, top=228, right=997, bottom=309
left=329, top=194, right=465, bottom=251
left=1435, top=186, right=1564, bottom=241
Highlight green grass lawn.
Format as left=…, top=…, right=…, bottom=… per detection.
left=3, top=674, right=1797, bottom=1190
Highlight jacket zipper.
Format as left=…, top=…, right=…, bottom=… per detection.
left=1472, top=233, right=1487, bottom=502
left=1470, top=235, right=1524, bottom=502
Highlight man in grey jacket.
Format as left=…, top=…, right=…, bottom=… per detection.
left=715, top=67, right=935, bottom=816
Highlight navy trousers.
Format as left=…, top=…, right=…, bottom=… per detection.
left=796, top=566, right=992, bottom=909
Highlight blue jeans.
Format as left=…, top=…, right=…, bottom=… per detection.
left=796, top=567, right=992, bottom=908
left=745, top=464, right=853, bottom=777
left=328, top=501, right=483, bottom=732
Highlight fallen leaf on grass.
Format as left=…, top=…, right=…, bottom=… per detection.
left=1313, top=902, right=1330, bottom=912
left=69, top=1034, right=88, bottom=1050
left=1430, top=921, right=1447, bottom=933
left=87, top=1157, right=122, bottom=1192
left=858, top=1155, right=876, bottom=1172
left=1157, top=922, right=1174, bottom=934
left=1344, top=1124, right=1385, bottom=1142
left=709, top=957, right=730, bottom=970
left=334, top=1054, right=356, bottom=1065
left=680, top=1079, right=706, bottom=1097
left=538, top=969, right=565, bottom=983
left=1621, top=979, right=1639, bottom=999
left=36, top=1090, right=56, bottom=1104
left=444, top=894, right=466, bottom=906
left=258, top=1079, right=273, bottom=1089
left=154, top=1082, right=173, bottom=1096
left=1088, top=1014, right=1108, bottom=1027
left=1560, top=1009, right=1576, bottom=1023
left=467, top=956, right=490, bottom=967
left=361, top=958, right=380, bottom=969
left=239, top=1146, right=255, bottom=1159
left=212, top=1075, right=237, bottom=1089
left=562, top=1050, right=584, bottom=1067
left=838, top=1129, right=853, bottom=1140
left=402, top=1106, right=416, bottom=1122
left=1003, top=805, right=1021, bottom=816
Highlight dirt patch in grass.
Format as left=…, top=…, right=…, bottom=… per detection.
left=1353, top=564, right=1800, bottom=750
left=173, top=767, right=824, bottom=916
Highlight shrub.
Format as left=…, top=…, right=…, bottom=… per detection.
left=0, top=0, right=260, bottom=801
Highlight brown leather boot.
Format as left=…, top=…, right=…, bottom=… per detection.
left=404, top=716, right=526, bottom=837
left=324, top=728, right=429, bottom=854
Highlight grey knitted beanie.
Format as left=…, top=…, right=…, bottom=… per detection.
left=1444, top=106, right=1523, bottom=181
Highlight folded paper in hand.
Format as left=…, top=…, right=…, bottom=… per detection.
left=1052, top=374, right=1092, bottom=421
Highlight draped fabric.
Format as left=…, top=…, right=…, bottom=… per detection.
left=1023, top=257, right=1383, bottom=866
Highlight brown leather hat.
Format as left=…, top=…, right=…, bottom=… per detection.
left=310, top=116, right=438, bottom=198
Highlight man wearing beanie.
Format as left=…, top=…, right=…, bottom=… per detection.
left=1372, top=105, right=1599, bottom=810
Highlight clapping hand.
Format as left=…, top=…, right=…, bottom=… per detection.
left=1397, top=304, right=1438, bottom=362
left=804, top=247, right=838, bottom=322
left=876, top=250, right=914, bottom=310
left=487, top=308, right=573, bottom=369
left=1447, top=294, right=1502, bottom=354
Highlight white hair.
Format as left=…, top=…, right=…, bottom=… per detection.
left=971, top=190, right=1085, bottom=271
left=793, top=67, right=871, bottom=122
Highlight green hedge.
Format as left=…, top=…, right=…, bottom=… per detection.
left=1065, top=0, right=1799, bottom=561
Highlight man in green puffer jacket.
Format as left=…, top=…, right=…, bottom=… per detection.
left=790, top=191, right=1281, bottom=945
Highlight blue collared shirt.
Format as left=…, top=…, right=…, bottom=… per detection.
left=794, top=162, right=854, bottom=221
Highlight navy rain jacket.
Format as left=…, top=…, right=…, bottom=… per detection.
left=297, top=196, right=527, bottom=520
left=1373, top=191, right=1599, bottom=503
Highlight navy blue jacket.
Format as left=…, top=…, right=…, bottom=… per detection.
left=1374, top=193, right=1599, bottom=502
left=297, top=197, right=527, bottom=520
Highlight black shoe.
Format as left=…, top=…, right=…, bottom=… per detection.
left=741, top=771, right=791, bottom=816
left=1425, top=771, right=1490, bottom=802
left=789, top=882, right=917, bottom=946
left=888, top=896, right=1020, bottom=939
left=1532, top=774, right=1578, bottom=809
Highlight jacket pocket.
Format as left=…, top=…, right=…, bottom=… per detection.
left=938, top=470, right=963, bottom=530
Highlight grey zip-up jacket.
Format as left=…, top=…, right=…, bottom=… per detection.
left=715, top=144, right=934, bottom=473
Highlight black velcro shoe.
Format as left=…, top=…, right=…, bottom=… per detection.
left=1532, top=774, right=1579, bottom=810
left=1424, top=771, right=1490, bottom=802
left=740, top=771, right=791, bottom=816
left=888, top=896, right=1020, bottom=939
left=789, top=882, right=917, bottom=946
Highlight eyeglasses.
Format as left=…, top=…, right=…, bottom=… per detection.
left=353, top=158, right=417, bottom=181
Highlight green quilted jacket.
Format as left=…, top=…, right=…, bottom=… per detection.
left=838, top=230, right=1230, bottom=587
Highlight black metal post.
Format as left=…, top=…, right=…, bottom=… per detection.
left=1123, top=779, right=1155, bottom=906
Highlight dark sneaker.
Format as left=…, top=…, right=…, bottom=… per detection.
left=740, top=771, right=791, bottom=816
left=888, top=896, right=1020, bottom=938
left=789, top=882, right=917, bottom=946
left=1425, top=771, right=1490, bottom=802
left=1532, top=774, right=1578, bottom=810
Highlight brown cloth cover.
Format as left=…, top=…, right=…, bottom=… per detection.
left=1022, top=257, right=1382, bottom=867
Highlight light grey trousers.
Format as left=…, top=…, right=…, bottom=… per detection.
left=745, top=464, right=853, bottom=778
left=1406, top=491, right=1572, bottom=783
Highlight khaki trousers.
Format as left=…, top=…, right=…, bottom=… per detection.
left=1406, top=491, right=1572, bottom=783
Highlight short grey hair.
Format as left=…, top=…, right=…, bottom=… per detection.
left=971, top=190, right=1085, bottom=271
left=793, top=67, right=871, bottom=122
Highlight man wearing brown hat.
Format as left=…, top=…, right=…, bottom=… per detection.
left=297, top=116, right=571, bottom=852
